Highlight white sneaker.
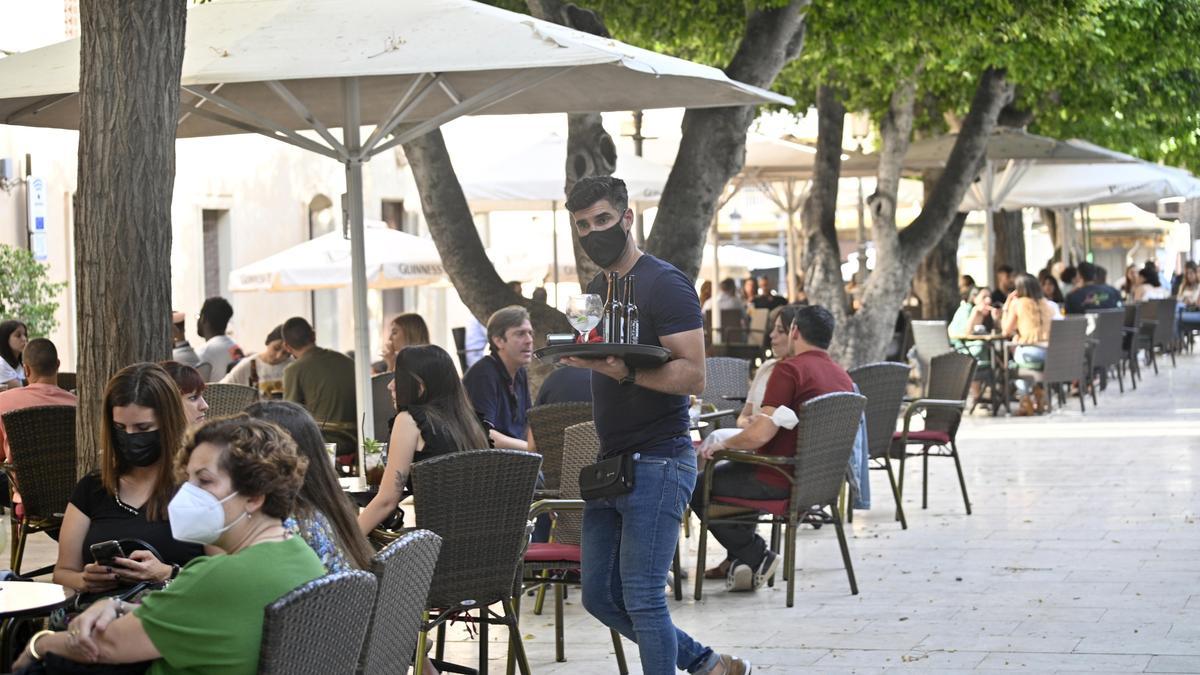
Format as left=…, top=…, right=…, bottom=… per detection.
left=751, top=551, right=780, bottom=590
left=725, top=561, right=753, bottom=591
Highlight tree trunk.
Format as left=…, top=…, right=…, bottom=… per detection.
left=75, top=0, right=186, bottom=474
left=646, top=0, right=809, bottom=280
left=801, top=84, right=850, bottom=322
left=823, top=68, right=1014, bottom=367
left=994, top=208, right=1026, bottom=273
left=403, top=130, right=571, bottom=345
left=913, top=212, right=967, bottom=320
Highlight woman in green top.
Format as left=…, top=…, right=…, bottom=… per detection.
left=16, top=417, right=326, bottom=674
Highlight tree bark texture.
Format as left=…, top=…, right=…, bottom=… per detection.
left=912, top=212, right=966, bottom=320
left=808, top=69, right=1013, bottom=367
left=74, top=0, right=185, bottom=473
left=403, top=130, right=571, bottom=344
left=645, top=1, right=809, bottom=280
left=800, top=85, right=850, bottom=321
left=994, top=209, right=1026, bottom=274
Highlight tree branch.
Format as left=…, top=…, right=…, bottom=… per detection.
left=801, top=83, right=850, bottom=320
left=869, top=61, right=922, bottom=257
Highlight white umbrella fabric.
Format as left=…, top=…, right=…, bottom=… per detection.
left=228, top=220, right=445, bottom=292
left=0, top=0, right=791, bottom=482
left=702, top=244, right=785, bottom=272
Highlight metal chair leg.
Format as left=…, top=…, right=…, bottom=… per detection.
left=533, top=570, right=549, bottom=615
left=479, top=606, right=489, bottom=675
left=785, top=518, right=797, bottom=607
left=611, top=629, right=628, bottom=675
left=885, top=456, right=907, bottom=529
left=12, top=521, right=28, bottom=576
left=921, top=447, right=929, bottom=510
left=436, top=622, right=446, bottom=662
left=504, top=600, right=531, bottom=675
left=554, top=584, right=565, bottom=662
left=694, top=509, right=710, bottom=602
left=830, top=504, right=858, bottom=595
left=414, top=623, right=429, bottom=675
left=950, top=441, right=972, bottom=515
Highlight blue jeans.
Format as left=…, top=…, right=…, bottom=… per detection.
left=581, top=447, right=716, bottom=674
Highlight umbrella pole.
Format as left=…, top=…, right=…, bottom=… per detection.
left=343, top=77, right=372, bottom=489
left=552, top=200, right=560, bottom=307
left=983, top=162, right=997, bottom=289
left=711, top=215, right=722, bottom=345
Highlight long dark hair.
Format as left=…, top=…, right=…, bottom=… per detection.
left=244, top=400, right=374, bottom=570
left=102, top=363, right=190, bottom=521
left=0, top=320, right=27, bottom=370
left=394, top=345, right=488, bottom=452
left=1013, top=273, right=1044, bottom=300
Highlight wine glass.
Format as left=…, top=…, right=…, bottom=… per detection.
left=566, top=294, right=603, bottom=342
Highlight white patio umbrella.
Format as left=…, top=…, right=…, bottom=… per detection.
left=228, top=220, right=445, bottom=292
left=0, top=0, right=790, bottom=483
left=702, top=244, right=786, bottom=271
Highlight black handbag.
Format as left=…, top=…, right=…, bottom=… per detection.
left=578, top=453, right=635, bottom=500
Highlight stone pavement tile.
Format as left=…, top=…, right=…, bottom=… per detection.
left=1074, top=634, right=1200, bottom=656
left=953, top=606, right=1107, bottom=623
left=1145, top=654, right=1200, bottom=673
left=975, top=651, right=1152, bottom=671
left=813, top=648, right=987, bottom=669
left=914, top=634, right=1081, bottom=654
left=1010, top=619, right=1170, bottom=640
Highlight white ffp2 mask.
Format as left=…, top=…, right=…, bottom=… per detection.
left=168, top=481, right=246, bottom=545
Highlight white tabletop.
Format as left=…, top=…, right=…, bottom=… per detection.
left=0, top=581, right=73, bottom=616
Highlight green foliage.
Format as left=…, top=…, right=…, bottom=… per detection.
left=0, top=244, right=66, bottom=337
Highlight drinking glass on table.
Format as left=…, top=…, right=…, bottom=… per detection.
left=566, top=294, right=603, bottom=342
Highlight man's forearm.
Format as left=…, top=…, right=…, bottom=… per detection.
left=632, top=359, right=703, bottom=396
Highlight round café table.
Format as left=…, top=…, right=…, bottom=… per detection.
left=0, top=581, right=74, bottom=669
left=949, top=332, right=1012, bottom=416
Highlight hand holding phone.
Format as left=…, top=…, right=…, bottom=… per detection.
left=89, top=540, right=126, bottom=567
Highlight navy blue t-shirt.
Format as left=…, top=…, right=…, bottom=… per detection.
left=535, top=366, right=593, bottom=405
left=462, top=354, right=531, bottom=442
left=1065, top=283, right=1122, bottom=314
left=587, top=254, right=703, bottom=458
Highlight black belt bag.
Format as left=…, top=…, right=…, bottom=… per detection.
left=579, top=453, right=635, bottom=500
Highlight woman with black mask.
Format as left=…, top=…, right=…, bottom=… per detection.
left=53, top=363, right=203, bottom=595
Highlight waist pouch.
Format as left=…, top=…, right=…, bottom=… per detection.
left=579, top=453, right=635, bottom=500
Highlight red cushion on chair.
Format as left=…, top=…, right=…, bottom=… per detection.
left=15, top=502, right=24, bottom=520
left=335, top=454, right=355, bottom=466
left=712, top=496, right=790, bottom=517
left=893, top=429, right=951, bottom=445
left=524, top=542, right=582, bottom=563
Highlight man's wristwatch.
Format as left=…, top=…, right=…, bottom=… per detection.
left=620, top=365, right=637, bottom=386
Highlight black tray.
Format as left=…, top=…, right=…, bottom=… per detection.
left=534, top=343, right=671, bottom=369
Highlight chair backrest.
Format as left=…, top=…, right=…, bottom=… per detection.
left=359, top=529, right=443, bottom=675
left=1123, top=302, right=1141, bottom=329
left=370, top=372, right=393, bottom=443
left=56, top=371, right=77, bottom=392
left=1152, top=297, right=1177, bottom=346
left=720, top=308, right=749, bottom=343
left=911, top=320, right=953, bottom=362
left=848, top=362, right=910, bottom=460
left=702, top=357, right=750, bottom=408
left=258, top=570, right=378, bottom=675
left=1040, top=316, right=1088, bottom=384
left=527, top=402, right=593, bottom=493
left=556, top=421, right=600, bottom=546
left=3, top=405, right=76, bottom=519
left=792, top=392, right=867, bottom=510
left=1086, top=309, right=1124, bottom=369
left=748, top=307, right=771, bottom=344
left=194, top=361, right=213, bottom=382
left=411, top=449, right=541, bottom=609
left=204, top=382, right=259, bottom=418
left=451, top=326, right=469, bottom=372
left=923, top=352, right=975, bottom=436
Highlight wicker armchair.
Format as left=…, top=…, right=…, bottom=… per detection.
left=359, top=529, right=442, bottom=675
left=701, top=357, right=750, bottom=430
left=693, top=392, right=867, bottom=606
left=410, top=449, right=541, bottom=675
left=1151, top=297, right=1179, bottom=369
left=527, top=402, right=593, bottom=495
left=258, top=570, right=378, bottom=675
left=848, top=362, right=911, bottom=529
left=1122, top=303, right=1145, bottom=387
left=518, top=422, right=627, bottom=672
left=203, top=382, right=259, bottom=418
left=892, top=352, right=974, bottom=514
left=369, top=372, right=394, bottom=443
left=1016, top=317, right=1089, bottom=413
left=911, top=320, right=953, bottom=391
left=1086, top=309, right=1127, bottom=394
left=3, top=405, right=76, bottom=576
left=56, top=371, right=76, bottom=392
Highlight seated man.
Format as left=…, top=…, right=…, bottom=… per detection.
left=691, top=305, right=854, bottom=592
left=1065, top=261, right=1122, bottom=314
left=463, top=306, right=533, bottom=451
left=195, top=296, right=243, bottom=381
left=281, top=317, right=357, bottom=456
left=0, top=339, right=77, bottom=504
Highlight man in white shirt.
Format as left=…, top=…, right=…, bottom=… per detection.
left=195, top=297, right=242, bottom=382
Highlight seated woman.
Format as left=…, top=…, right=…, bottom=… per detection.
left=1038, top=270, right=1065, bottom=315
left=949, top=287, right=997, bottom=395
left=1178, top=262, right=1200, bottom=327
left=160, top=360, right=209, bottom=426
left=0, top=319, right=28, bottom=389
left=357, top=345, right=489, bottom=534
left=245, top=400, right=374, bottom=572
left=736, top=305, right=801, bottom=429
left=1133, top=267, right=1170, bottom=301
left=53, top=363, right=204, bottom=597
left=16, top=416, right=324, bottom=673
left=1001, top=274, right=1054, bottom=415
left=382, top=313, right=431, bottom=372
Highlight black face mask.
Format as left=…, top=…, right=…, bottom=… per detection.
left=580, top=220, right=629, bottom=269
left=113, top=428, right=163, bottom=467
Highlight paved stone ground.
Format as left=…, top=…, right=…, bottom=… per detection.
left=19, top=350, right=1200, bottom=673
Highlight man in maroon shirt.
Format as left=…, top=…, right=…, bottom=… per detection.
left=692, top=305, right=854, bottom=592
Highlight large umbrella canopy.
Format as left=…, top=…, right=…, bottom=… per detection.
left=0, top=0, right=790, bottom=481
left=459, top=133, right=670, bottom=210
left=702, top=244, right=785, bottom=271
left=228, top=221, right=445, bottom=292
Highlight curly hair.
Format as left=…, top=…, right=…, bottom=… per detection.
left=181, top=416, right=308, bottom=520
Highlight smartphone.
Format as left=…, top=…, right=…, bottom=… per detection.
left=90, top=540, right=126, bottom=566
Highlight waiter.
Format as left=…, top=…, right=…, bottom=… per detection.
left=562, top=176, right=751, bottom=675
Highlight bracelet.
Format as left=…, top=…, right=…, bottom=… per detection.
left=110, top=597, right=127, bottom=617
left=28, top=629, right=56, bottom=661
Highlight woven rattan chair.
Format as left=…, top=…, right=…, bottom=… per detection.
left=527, top=402, right=593, bottom=495
left=1016, top=316, right=1089, bottom=413
left=702, top=357, right=750, bottom=430
left=519, top=422, right=628, bottom=672
left=258, top=570, right=378, bottom=675
left=411, top=449, right=541, bottom=675
left=892, top=352, right=974, bottom=514
left=693, top=392, right=867, bottom=606
left=359, top=529, right=442, bottom=675
left=1122, top=303, right=1144, bottom=387
left=56, top=371, right=76, bottom=392
left=1151, top=297, right=1179, bottom=369
left=370, top=372, right=394, bottom=443
left=848, top=362, right=911, bottom=530
left=911, top=320, right=953, bottom=391
left=3, top=405, right=76, bottom=576
left=1086, top=309, right=1127, bottom=394
left=203, top=382, right=259, bottom=418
